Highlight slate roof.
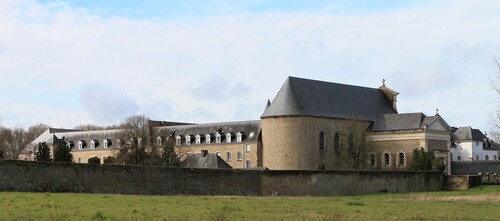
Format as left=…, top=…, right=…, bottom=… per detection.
left=369, top=113, right=443, bottom=132
left=156, top=120, right=261, bottom=143
left=181, top=153, right=232, bottom=169
left=452, top=127, right=487, bottom=142
left=261, top=76, right=397, bottom=121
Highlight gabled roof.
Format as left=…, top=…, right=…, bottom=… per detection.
left=369, top=113, right=451, bottom=132
left=452, top=126, right=487, bottom=142
left=261, top=76, right=397, bottom=121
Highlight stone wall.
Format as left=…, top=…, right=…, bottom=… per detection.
left=445, top=175, right=481, bottom=190
left=0, top=160, right=444, bottom=196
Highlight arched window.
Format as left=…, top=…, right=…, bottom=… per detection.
left=175, top=135, right=181, bottom=145
left=215, top=133, right=221, bottom=143
left=319, top=132, right=325, bottom=150
left=334, top=133, right=340, bottom=152
left=236, top=132, right=245, bottom=143
left=348, top=134, right=354, bottom=153
left=103, top=139, right=112, bottom=149
left=384, top=153, right=390, bottom=166
left=195, top=134, right=202, bottom=144
left=116, top=139, right=121, bottom=148
left=185, top=135, right=191, bottom=145
left=90, top=140, right=99, bottom=149
left=78, top=140, right=86, bottom=150
left=398, top=152, right=405, bottom=166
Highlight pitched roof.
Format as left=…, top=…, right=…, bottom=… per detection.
left=452, top=126, right=487, bottom=142
left=156, top=120, right=261, bottom=143
left=369, top=113, right=447, bottom=132
left=261, top=76, right=397, bottom=121
left=181, top=153, right=232, bottom=169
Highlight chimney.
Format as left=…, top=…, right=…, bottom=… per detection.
left=201, top=150, right=208, bottom=157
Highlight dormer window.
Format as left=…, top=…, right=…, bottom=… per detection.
left=195, top=134, right=202, bottom=144
left=156, top=136, right=162, bottom=147
left=66, top=141, right=74, bottom=149
left=236, top=132, right=245, bottom=143
left=205, top=134, right=212, bottom=144
left=103, top=139, right=112, bottom=149
left=175, top=135, right=182, bottom=145
left=78, top=140, right=86, bottom=150
left=226, top=132, right=233, bottom=143
left=90, top=140, right=99, bottom=149
left=215, top=133, right=222, bottom=143
left=185, top=135, right=192, bottom=145
left=116, top=139, right=121, bottom=148
left=137, top=138, right=142, bottom=147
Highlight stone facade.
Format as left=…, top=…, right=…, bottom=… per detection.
left=0, top=160, right=444, bottom=196
left=179, top=141, right=262, bottom=168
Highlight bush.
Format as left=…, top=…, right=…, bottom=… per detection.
left=88, top=156, right=100, bottom=164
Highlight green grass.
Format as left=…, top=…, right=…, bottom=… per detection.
left=1, top=186, right=500, bottom=220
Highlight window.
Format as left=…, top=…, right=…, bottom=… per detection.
left=370, top=153, right=376, bottom=166
left=398, top=152, right=405, bottom=166
left=237, top=151, right=242, bottom=161
left=195, top=134, right=202, bottom=144
left=384, top=153, right=390, bottom=166
left=319, top=132, right=325, bottom=150
left=185, top=135, right=191, bottom=145
left=215, top=133, right=221, bottom=143
left=486, top=155, right=489, bottom=160
left=90, top=140, right=99, bottom=149
left=226, top=133, right=232, bottom=143
left=103, top=139, right=112, bottom=149
left=77, top=158, right=82, bottom=163
left=476, top=155, right=479, bottom=161
left=249, top=132, right=255, bottom=138
left=495, top=155, right=497, bottom=160
left=348, top=134, right=354, bottom=153
left=78, top=140, right=86, bottom=150
left=156, top=136, right=162, bottom=146
left=175, top=136, right=181, bottom=145
left=334, top=133, right=340, bottom=152
left=205, top=134, right=212, bottom=144
left=137, top=138, right=142, bottom=147
left=246, top=144, right=251, bottom=152
left=246, top=160, right=251, bottom=168
left=457, top=156, right=461, bottom=161
left=227, top=152, right=232, bottom=161
left=116, top=139, right=121, bottom=148
left=66, top=141, right=74, bottom=149
left=236, top=132, right=245, bottom=142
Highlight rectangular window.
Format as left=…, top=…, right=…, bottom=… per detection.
left=176, top=138, right=181, bottom=146
left=457, top=156, right=461, bottom=161
left=246, top=144, right=251, bottom=152
left=370, top=154, right=376, bottom=166
left=237, top=151, right=242, bottom=161
left=227, top=152, right=232, bottom=161
left=246, top=160, right=251, bottom=168
left=78, top=158, right=82, bottom=163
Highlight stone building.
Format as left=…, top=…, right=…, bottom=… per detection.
left=22, top=76, right=462, bottom=171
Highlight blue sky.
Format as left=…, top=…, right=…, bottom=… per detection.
left=1, top=0, right=499, bottom=134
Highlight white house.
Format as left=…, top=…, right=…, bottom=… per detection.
left=450, top=127, right=499, bottom=161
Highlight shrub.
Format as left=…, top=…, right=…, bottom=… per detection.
left=88, top=156, right=101, bottom=164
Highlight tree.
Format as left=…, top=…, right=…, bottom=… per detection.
left=74, top=124, right=104, bottom=131
left=26, top=123, right=49, bottom=142
left=53, top=136, right=73, bottom=162
left=411, top=147, right=444, bottom=171
left=492, top=53, right=500, bottom=131
left=341, top=118, right=371, bottom=169
left=155, top=134, right=181, bottom=167
left=35, top=142, right=52, bottom=161
left=116, top=115, right=159, bottom=165
left=0, top=127, right=31, bottom=160
left=88, top=156, right=101, bottom=164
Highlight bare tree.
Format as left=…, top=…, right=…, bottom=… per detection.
left=26, top=123, right=49, bottom=142
left=116, top=115, right=160, bottom=165
left=74, top=124, right=104, bottom=131
left=0, top=127, right=31, bottom=160
left=491, top=53, right=500, bottom=131
left=341, top=119, right=371, bottom=169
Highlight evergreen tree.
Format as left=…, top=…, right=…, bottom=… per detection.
left=411, top=147, right=443, bottom=171
left=35, top=142, right=52, bottom=161
left=53, top=137, right=73, bottom=162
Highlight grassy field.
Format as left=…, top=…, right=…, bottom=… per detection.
left=1, top=186, right=500, bottom=221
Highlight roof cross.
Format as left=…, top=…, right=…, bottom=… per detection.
left=382, top=78, right=386, bottom=86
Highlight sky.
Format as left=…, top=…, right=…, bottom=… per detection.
left=1, top=0, right=499, bottom=132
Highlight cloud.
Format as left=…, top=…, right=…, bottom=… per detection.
left=79, top=84, right=139, bottom=124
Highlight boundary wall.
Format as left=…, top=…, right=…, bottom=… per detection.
left=0, top=160, right=444, bottom=196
